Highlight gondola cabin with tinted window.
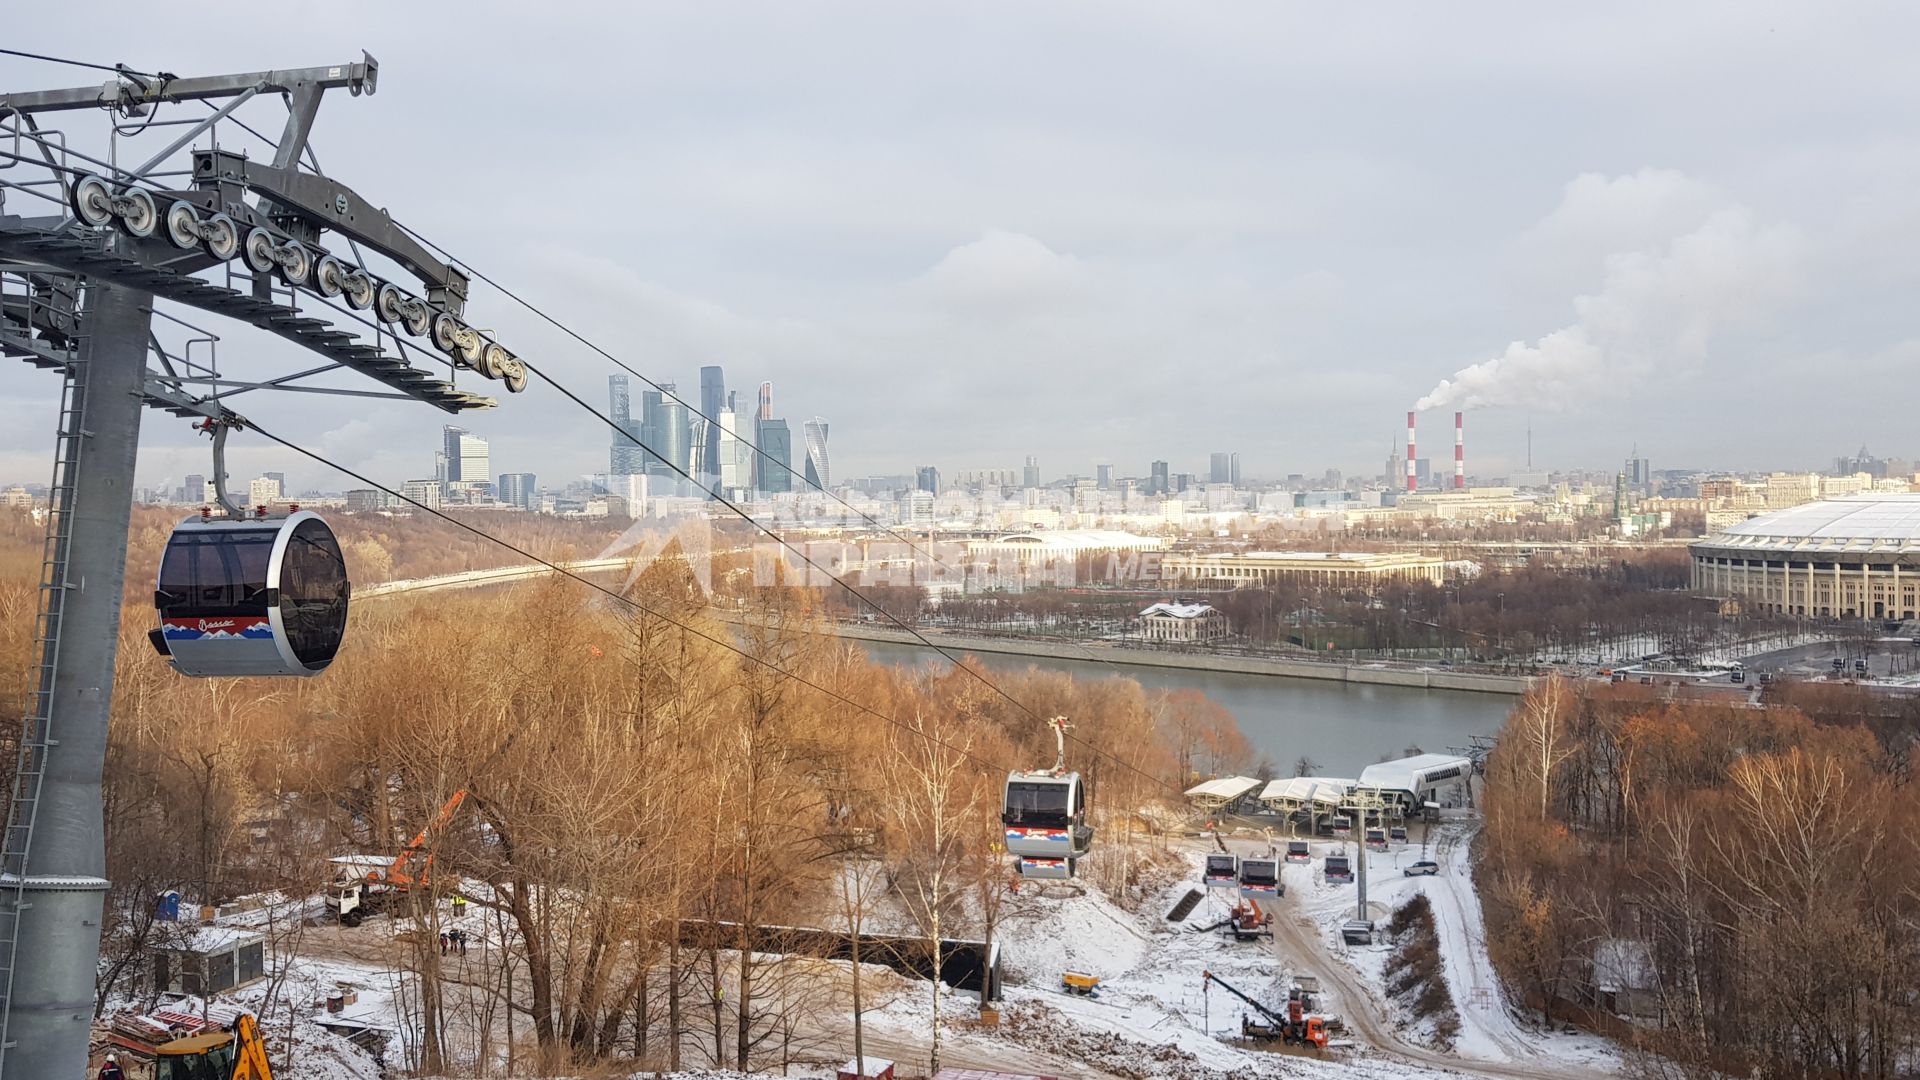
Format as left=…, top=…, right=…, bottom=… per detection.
left=152, top=510, right=350, bottom=677
left=1203, top=853, right=1239, bottom=888
left=1001, top=770, right=1092, bottom=881
left=1237, top=857, right=1281, bottom=902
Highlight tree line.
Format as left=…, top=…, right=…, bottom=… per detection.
left=0, top=510, right=1247, bottom=1075
left=1479, top=677, right=1920, bottom=1079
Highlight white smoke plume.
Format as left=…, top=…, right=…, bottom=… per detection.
left=1416, top=189, right=1802, bottom=412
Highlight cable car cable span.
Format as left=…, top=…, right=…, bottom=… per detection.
left=388, top=220, right=1164, bottom=745
left=380, top=225, right=1169, bottom=795
left=241, top=419, right=1026, bottom=785
left=511, top=355, right=1171, bottom=795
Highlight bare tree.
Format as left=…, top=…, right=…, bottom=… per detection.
left=883, top=706, right=983, bottom=1076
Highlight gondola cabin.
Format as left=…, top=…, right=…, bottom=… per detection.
left=1237, top=857, right=1281, bottom=902
left=1331, top=815, right=1352, bottom=838
left=152, top=511, right=350, bottom=677
left=1203, top=853, right=1239, bottom=888
left=1001, top=770, right=1093, bottom=880
left=1365, top=828, right=1388, bottom=851
left=1324, top=855, right=1353, bottom=884
left=1389, top=826, right=1408, bottom=844
left=1285, top=840, right=1311, bottom=863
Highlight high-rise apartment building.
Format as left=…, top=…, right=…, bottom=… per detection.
left=1095, top=463, right=1113, bottom=490
left=497, top=472, right=537, bottom=510
left=803, top=417, right=831, bottom=490
left=699, top=365, right=726, bottom=483
left=757, top=418, right=792, bottom=493
left=248, top=475, right=281, bottom=505
left=717, top=408, right=755, bottom=491
left=1150, top=460, right=1170, bottom=495
left=1230, top=452, right=1242, bottom=487
left=442, top=426, right=490, bottom=489
left=1209, top=452, right=1232, bottom=484
left=1023, top=455, right=1041, bottom=489
left=609, top=375, right=645, bottom=476
left=401, top=479, right=443, bottom=511
left=182, top=473, right=204, bottom=504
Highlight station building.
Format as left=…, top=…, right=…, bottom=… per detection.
left=1690, top=494, right=1920, bottom=620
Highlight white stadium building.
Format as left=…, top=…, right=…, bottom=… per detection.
left=1690, top=494, right=1920, bottom=620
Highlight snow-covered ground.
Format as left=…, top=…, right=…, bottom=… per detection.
left=1272, top=819, right=1618, bottom=1076
left=125, top=823, right=1626, bottom=1080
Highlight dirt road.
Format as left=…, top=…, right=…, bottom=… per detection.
left=1265, top=843, right=1614, bottom=1080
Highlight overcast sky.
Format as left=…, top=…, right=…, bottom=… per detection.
left=6, top=3, right=1920, bottom=492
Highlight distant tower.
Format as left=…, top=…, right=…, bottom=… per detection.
left=1454, top=411, right=1464, bottom=490
left=803, top=417, right=831, bottom=490
left=1406, top=411, right=1418, bottom=493
left=699, top=365, right=726, bottom=482
left=758, top=380, right=773, bottom=421
left=609, top=375, right=645, bottom=476
left=1024, top=455, right=1041, bottom=489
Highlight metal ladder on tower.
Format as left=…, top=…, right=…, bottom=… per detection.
left=0, top=358, right=88, bottom=1058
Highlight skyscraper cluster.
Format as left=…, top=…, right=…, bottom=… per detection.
left=609, top=367, right=816, bottom=496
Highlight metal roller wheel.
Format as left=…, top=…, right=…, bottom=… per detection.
left=70, top=175, right=115, bottom=227
left=502, top=358, right=529, bottom=393
left=277, top=241, right=312, bottom=286
left=376, top=283, right=408, bottom=324
left=458, top=330, right=486, bottom=369
left=202, top=214, right=240, bottom=261
left=342, top=271, right=376, bottom=311
left=401, top=302, right=432, bottom=338
left=312, top=256, right=346, bottom=298
left=480, top=343, right=510, bottom=379
left=244, top=228, right=278, bottom=274
left=118, top=188, right=158, bottom=238
left=432, top=312, right=461, bottom=354
left=165, top=202, right=202, bottom=249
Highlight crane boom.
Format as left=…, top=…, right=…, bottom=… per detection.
left=1202, top=969, right=1286, bottom=1027
left=381, top=788, right=468, bottom=887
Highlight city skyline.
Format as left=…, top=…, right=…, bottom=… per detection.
left=10, top=7, right=1920, bottom=493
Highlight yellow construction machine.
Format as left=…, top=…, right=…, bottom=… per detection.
left=152, top=1012, right=275, bottom=1080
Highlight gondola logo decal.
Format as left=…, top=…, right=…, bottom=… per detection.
left=1006, top=827, right=1070, bottom=842
left=163, top=617, right=273, bottom=640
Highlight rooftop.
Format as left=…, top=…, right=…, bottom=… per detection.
left=1183, top=775, right=1261, bottom=802
left=1357, top=753, right=1472, bottom=793
left=1702, top=494, right=1920, bottom=548
left=1140, top=602, right=1219, bottom=619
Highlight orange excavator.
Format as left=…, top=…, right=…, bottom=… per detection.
left=327, top=789, right=468, bottom=927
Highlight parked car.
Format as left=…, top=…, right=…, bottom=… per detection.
left=1404, top=860, right=1439, bottom=877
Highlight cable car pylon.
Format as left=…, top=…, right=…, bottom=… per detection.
left=1000, top=716, right=1095, bottom=881
left=0, top=55, right=523, bottom=1077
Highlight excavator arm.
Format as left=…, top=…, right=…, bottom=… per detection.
left=381, top=789, right=468, bottom=887
left=231, top=1014, right=275, bottom=1080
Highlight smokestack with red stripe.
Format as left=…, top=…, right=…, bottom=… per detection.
left=1454, top=411, right=1465, bottom=490
left=1406, top=410, right=1417, bottom=493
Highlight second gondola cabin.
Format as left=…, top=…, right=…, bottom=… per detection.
left=1202, top=853, right=1239, bottom=887
left=1001, top=769, right=1093, bottom=880
left=152, top=510, right=350, bottom=677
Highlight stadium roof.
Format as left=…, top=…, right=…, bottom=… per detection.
left=1701, top=494, right=1920, bottom=550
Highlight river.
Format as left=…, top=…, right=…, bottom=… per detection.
left=857, top=641, right=1514, bottom=777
